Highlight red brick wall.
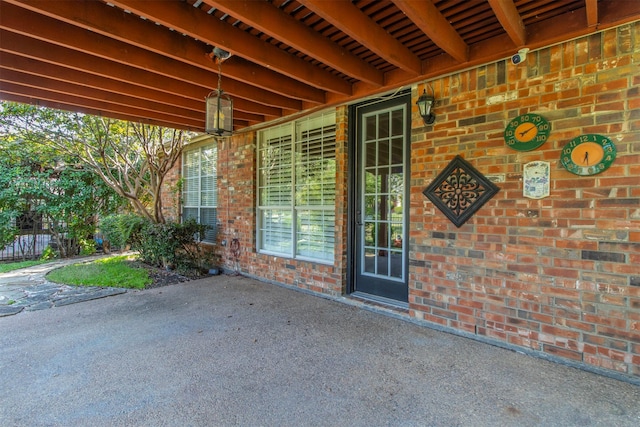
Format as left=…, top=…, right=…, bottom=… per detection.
left=410, top=23, right=640, bottom=378
left=211, top=109, right=348, bottom=296
left=165, top=23, right=639, bottom=381
left=160, top=160, right=181, bottom=223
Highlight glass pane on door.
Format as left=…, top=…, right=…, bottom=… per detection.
left=360, top=108, right=405, bottom=283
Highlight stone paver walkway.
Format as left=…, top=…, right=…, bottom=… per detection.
left=0, top=256, right=127, bottom=316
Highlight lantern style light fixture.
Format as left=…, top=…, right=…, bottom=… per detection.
left=205, top=47, right=233, bottom=136
left=416, top=84, right=436, bottom=125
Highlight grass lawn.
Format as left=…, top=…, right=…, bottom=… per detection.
left=47, top=255, right=151, bottom=289
left=0, top=259, right=50, bottom=274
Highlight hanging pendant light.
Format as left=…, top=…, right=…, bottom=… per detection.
left=205, top=48, right=233, bottom=136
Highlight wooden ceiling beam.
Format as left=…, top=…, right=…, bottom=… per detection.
left=108, top=0, right=351, bottom=95
left=0, top=52, right=202, bottom=116
left=2, top=0, right=638, bottom=132
left=525, top=0, right=640, bottom=47
left=0, top=68, right=206, bottom=125
left=0, top=2, right=302, bottom=112
left=412, top=0, right=640, bottom=84
left=1, top=78, right=260, bottom=130
left=206, top=0, right=384, bottom=87
left=594, top=0, right=640, bottom=29
left=585, top=0, right=598, bottom=27
left=487, top=0, right=527, bottom=47
left=0, top=52, right=265, bottom=126
left=0, top=93, right=204, bottom=130
left=3, top=0, right=324, bottom=105
left=299, top=0, right=422, bottom=76
left=392, top=0, right=469, bottom=63
left=0, top=81, right=205, bottom=130
left=0, top=31, right=282, bottom=120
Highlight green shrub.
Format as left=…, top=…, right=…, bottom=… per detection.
left=131, top=218, right=209, bottom=271
left=100, top=214, right=145, bottom=250
left=0, top=211, right=18, bottom=249
left=40, top=245, right=58, bottom=261
left=79, top=238, right=96, bottom=256
left=131, top=219, right=174, bottom=268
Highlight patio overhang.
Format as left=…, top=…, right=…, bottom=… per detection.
left=1, top=0, right=639, bottom=132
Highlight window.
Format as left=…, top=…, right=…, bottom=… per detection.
left=182, top=143, right=217, bottom=243
left=257, top=111, right=336, bottom=263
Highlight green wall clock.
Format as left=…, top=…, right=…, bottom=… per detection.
left=504, top=113, right=551, bottom=151
left=560, top=134, right=616, bottom=176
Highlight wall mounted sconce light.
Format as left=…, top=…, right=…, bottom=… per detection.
left=416, top=84, right=436, bottom=125
left=205, top=47, right=233, bottom=136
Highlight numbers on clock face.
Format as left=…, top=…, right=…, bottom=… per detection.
left=504, top=113, right=550, bottom=151
left=561, top=134, right=616, bottom=176
left=514, top=123, right=538, bottom=142
left=570, top=142, right=604, bottom=166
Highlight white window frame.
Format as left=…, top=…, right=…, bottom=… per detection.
left=257, top=110, right=336, bottom=263
left=182, top=142, right=218, bottom=244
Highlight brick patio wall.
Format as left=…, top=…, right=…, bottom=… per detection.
left=166, top=23, right=640, bottom=381
left=410, top=23, right=640, bottom=379
left=201, top=112, right=348, bottom=296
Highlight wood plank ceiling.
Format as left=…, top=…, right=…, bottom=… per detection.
left=1, top=0, right=639, bottom=132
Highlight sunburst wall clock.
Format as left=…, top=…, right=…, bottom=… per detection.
left=422, top=155, right=500, bottom=228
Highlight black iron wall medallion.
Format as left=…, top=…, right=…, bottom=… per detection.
left=423, top=155, right=500, bottom=227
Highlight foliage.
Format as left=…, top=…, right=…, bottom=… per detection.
left=0, top=101, right=190, bottom=224
left=40, top=246, right=58, bottom=261
left=99, top=213, right=146, bottom=250
left=0, top=126, right=125, bottom=259
left=0, top=150, right=23, bottom=249
left=131, top=218, right=209, bottom=271
left=46, top=255, right=151, bottom=289
left=170, top=177, right=184, bottom=218
left=79, top=239, right=97, bottom=256
left=0, top=211, right=18, bottom=250
left=40, top=166, right=121, bottom=258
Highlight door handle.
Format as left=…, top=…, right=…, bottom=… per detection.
left=356, top=210, right=363, bottom=226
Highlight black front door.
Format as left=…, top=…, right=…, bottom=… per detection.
left=350, top=93, right=410, bottom=303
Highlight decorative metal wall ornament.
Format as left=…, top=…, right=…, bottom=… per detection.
left=422, top=155, right=500, bottom=227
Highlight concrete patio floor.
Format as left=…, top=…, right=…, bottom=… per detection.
left=1, top=274, right=639, bottom=426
